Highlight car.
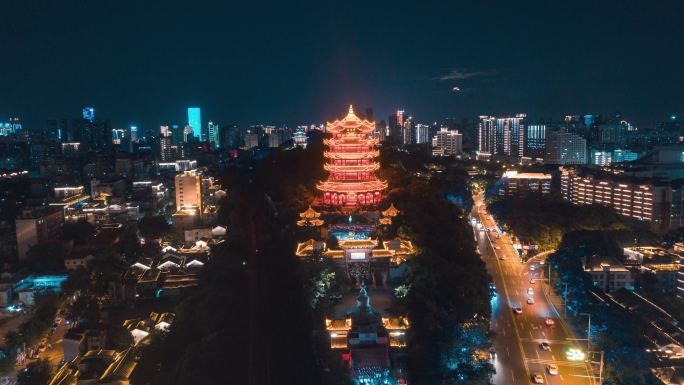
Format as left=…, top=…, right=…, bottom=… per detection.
left=546, top=364, right=558, bottom=375
left=530, top=265, right=536, bottom=271
left=545, top=318, right=555, bottom=326
left=539, top=342, right=550, bottom=351
left=513, top=307, right=523, bottom=314
left=495, top=246, right=501, bottom=250
left=499, top=255, right=507, bottom=260
left=489, top=347, right=496, bottom=359
left=527, top=298, right=535, bottom=305
left=531, top=372, right=544, bottom=384
left=527, top=288, right=534, bottom=295
left=530, top=278, right=536, bottom=284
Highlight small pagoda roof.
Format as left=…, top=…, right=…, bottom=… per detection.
left=383, top=238, right=415, bottom=255
left=382, top=203, right=400, bottom=217
left=338, top=238, right=378, bottom=248
left=299, top=205, right=321, bottom=219
left=295, top=239, right=326, bottom=256
left=379, top=217, right=392, bottom=225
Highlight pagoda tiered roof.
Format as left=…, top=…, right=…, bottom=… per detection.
left=326, top=105, right=375, bottom=135
left=317, top=179, right=388, bottom=193
left=381, top=203, right=400, bottom=217
left=299, top=205, right=321, bottom=219
left=324, top=163, right=381, bottom=173
left=324, top=137, right=380, bottom=147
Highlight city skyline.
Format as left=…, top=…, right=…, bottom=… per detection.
left=1, top=1, right=684, bottom=130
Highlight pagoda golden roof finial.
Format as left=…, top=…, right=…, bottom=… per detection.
left=348, top=104, right=354, bottom=115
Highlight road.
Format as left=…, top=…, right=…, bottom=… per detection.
left=471, top=192, right=595, bottom=385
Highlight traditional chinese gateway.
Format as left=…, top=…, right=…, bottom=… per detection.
left=317, top=105, right=387, bottom=207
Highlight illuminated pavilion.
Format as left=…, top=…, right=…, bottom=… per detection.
left=317, top=106, right=387, bottom=207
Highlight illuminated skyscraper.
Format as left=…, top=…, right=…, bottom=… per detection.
left=415, top=124, right=431, bottom=144
left=478, top=114, right=526, bottom=158
left=207, top=121, right=219, bottom=148
left=524, top=124, right=546, bottom=158
left=388, top=110, right=405, bottom=144
left=129, top=126, right=138, bottom=143
left=82, top=107, right=95, bottom=123
left=187, top=107, right=202, bottom=142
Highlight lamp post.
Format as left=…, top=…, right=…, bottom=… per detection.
left=579, top=312, right=592, bottom=351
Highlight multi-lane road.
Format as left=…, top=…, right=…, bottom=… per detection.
left=471, top=192, right=595, bottom=385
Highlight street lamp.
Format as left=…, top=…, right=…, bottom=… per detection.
left=579, top=312, right=591, bottom=351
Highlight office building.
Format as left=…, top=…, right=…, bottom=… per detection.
left=15, top=208, right=64, bottom=259
left=431, top=128, right=462, bottom=156
left=545, top=128, right=587, bottom=165
left=187, top=107, right=202, bottom=142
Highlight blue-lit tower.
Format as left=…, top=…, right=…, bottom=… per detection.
left=83, top=107, right=95, bottom=122
left=187, top=107, right=202, bottom=142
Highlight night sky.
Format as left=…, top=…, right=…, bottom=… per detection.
left=2, top=1, right=683, bottom=130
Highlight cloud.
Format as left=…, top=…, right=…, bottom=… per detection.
left=438, top=68, right=489, bottom=81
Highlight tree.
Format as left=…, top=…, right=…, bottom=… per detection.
left=25, top=242, right=65, bottom=272
left=105, top=324, right=134, bottom=350
left=4, top=330, right=23, bottom=356
left=137, top=215, right=171, bottom=239
left=61, top=220, right=95, bottom=245
left=17, top=359, right=53, bottom=385
left=61, top=266, right=90, bottom=296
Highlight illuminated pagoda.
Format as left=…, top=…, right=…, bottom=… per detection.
left=379, top=203, right=399, bottom=225
left=317, top=106, right=387, bottom=207
left=297, top=205, right=324, bottom=227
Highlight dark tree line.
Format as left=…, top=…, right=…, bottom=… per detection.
left=382, top=150, right=494, bottom=385
left=161, top=141, right=350, bottom=385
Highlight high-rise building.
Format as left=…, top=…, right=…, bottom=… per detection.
left=591, top=149, right=612, bottom=166
left=415, top=124, right=431, bottom=144
left=388, top=110, right=405, bottom=144
left=545, top=128, right=587, bottom=165
left=318, top=106, right=387, bottom=206
left=82, top=107, right=95, bottom=123
left=219, top=124, right=240, bottom=149
left=524, top=124, right=546, bottom=158
left=129, top=126, right=138, bottom=143
left=432, top=128, right=462, bottom=156
left=612, top=149, right=640, bottom=163
left=207, top=121, right=219, bottom=148
left=175, top=170, right=202, bottom=210
left=478, top=114, right=526, bottom=158
left=187, top=107, right=202, bottom=142
left=478, top=116, right=496, bottom=156
left=159, top=126, right=174, bottom=161
left=112, top=128, right=125, bottom=145
left=402, top=116, right=415, bottom=145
